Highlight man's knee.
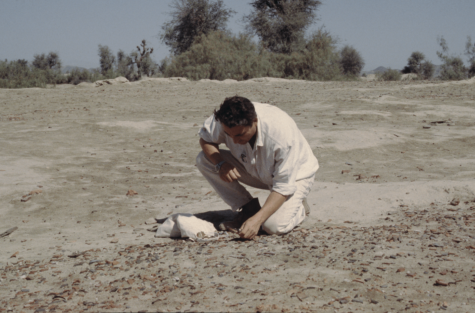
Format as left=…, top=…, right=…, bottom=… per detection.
left=262, top=219, right=293, bottom=235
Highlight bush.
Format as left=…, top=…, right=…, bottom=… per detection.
left=401, top=51, right=434, bottom=80
left=244, top=0, right=321, bottom=54
left=339, top=45, right=364, bottom=77
left=163, top=29, right=343, bottom=81
left=0, top=58, right=67, bottom=88
left=160, top=0, right=235, bottom=55
left=377, top=68, right=401, bottom=81
left=437, top=36, right=467, bottom=80
left=98, top=45, right=115, bottom=77
left=468, top=60, right=475, bottom=78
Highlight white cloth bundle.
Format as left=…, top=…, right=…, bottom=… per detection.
left=154, top=213, right=217, bottom=239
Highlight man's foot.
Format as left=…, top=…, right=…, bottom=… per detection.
left=219, top=198, right=261, bottom=233
left=303, top=198, right=310, bottom=216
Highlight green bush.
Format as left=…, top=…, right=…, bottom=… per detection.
left=163, top=29, right=343, bottom=81
left=339, top=45, right=364, bottom=77
left=377, top=68, right=402, bottom=81
left=401, top=51, right=434, bottom=80
left=437, top=37, right=467, bottom=80
left=0, top=59, right=67, bottom=88
left=160, top=0, right=235, bottom=55
left=468, top=60, right=475, bottom=78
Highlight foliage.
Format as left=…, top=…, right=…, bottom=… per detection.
left=377, top=68, right=401, bottom=81
left=464, top=36, right=475, bottom=78
left=163, top=29, right=343, bottom=81
left=98, top=45, right=116, bottom=77
left=130, top=40, right=156, bottom=78
left=339, top=45, right=364, bottom=77
left=160, top=0, right=235, bottom=55
left=465, top=36, right=475, bottom=63
left=244, top=0, right=321, bottom=54
left=401, top=52, right=434, bottom=80
left=436, top=36, right=467, bottom=80
left=32, top=52, right=62, bottom=71
left=419, top=61, right=435, bottom=80
left=0, top=55, right=68, bottom=88
left=117, top=49, right=135, bottom=79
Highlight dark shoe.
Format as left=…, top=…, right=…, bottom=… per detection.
left=303, top=198, right=310, bottom=216
left=219, top=198, right=261, bottom=233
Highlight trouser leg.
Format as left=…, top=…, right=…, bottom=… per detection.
left=262, top=175, right=315, bottom=235
left=196, top=150, right=268, bottom=211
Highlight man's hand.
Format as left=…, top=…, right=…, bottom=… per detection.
left=238, top=215, right=262, bottom=240
left=219, top=162, right=241, bottom=182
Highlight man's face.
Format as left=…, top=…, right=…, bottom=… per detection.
left=222, top=119, right=257, bottom=145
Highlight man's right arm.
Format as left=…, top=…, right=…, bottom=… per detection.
left=199, top=138, right=240, bottom=182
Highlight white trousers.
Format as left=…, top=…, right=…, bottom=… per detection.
left=196, top=150, right=315, bottom=235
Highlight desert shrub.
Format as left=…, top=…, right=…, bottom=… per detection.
left=420, top=61, right=435, bottom=79
left=163, top=29, right=342, bottom=81
left=275, top=28, right=342, bottom=80
left=468, top=60, right=475, bottom=78
left=437, top=36, right=467, bottom=80
left=377, top=68, right=401, bottom=81
left=160, top=0, right=235, bottom=55
left=163, top=31, right=273, bottom=80
left=244, top=0, right=321, bottom=54
left=0, top=58, right=67, bottom=88
left=339, top=45, right=364, bottom=77
left=401, top=51, right=434, bottom=80
left=465, top=36, right=475, bottom=78
left=98, top=45, right=115, bottom=78
left=32, top=52, right=62, bottom=71
left=65, top=68, right=102, bottom=85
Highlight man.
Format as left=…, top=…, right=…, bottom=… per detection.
left=196, top=96, right=318, bottom=240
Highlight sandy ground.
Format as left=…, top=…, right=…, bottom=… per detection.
left=1, top=77, right=475, bottom=312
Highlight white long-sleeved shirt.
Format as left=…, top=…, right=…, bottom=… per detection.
left=199, top=102, right=319, bottom=196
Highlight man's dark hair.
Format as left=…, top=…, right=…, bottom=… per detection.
left=214, top=96, right=256, bottom=128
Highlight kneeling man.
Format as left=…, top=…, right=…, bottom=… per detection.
left=196, top=96, right=319, bottom=239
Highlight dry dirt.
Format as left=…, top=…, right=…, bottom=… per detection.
left=1, top=77, right=475, bottom=312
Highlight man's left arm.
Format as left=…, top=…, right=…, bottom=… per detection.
left=238, top=191, right=288, bottom=240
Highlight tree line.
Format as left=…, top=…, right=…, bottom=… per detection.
left=1, top=0, right=474, bottom=88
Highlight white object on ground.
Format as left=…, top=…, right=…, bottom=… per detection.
left=154, top=213, right=217, bottom=239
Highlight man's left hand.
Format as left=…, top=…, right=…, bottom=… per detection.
left=238, top=215, right=262, bottom=240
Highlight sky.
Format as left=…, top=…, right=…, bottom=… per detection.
left=1, top=0, right=474, bottom=72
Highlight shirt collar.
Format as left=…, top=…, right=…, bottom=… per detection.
left=255, top=111, right=264, bottom=148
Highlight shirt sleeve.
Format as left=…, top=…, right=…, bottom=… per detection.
left=198, top=115, right=226, bottom=144
left=271, top=142, right=300, bottom=196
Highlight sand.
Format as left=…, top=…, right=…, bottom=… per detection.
left=1, top=77, right=475, bottom=312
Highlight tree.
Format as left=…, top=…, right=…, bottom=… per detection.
left=244, top=0, right=322, bottom=54
left=130, top=40, right=155, bottom=78
left=32, top=52, right=62, bottom=71
left=98, top=45, right=115, bottom=77
left=436, top=36, right=466, bottom=80
left=160, top=0, right=235, bottom=55
left=402, top=51, right=434, bottom=80
left=339, top=45, right=364, bottom=76
left=465, top=36, right=475, bottom=78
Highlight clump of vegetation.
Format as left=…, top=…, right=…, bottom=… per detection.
left=163, top=28, right=343, bottom=81
left=244, top=0, right=322, bottom=54
left=160, top=0, right=235, bottom=55
left=0, top=53, right=66, bottom=88
left=465, top=36, right=475, bottom=78
left=401, top=51, right=434, bottom=80
left=377, top=68, right=402, bottom=81
left=437, top=36, right=467, bottom=80
left=339, top=45, right=365, bottom=77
